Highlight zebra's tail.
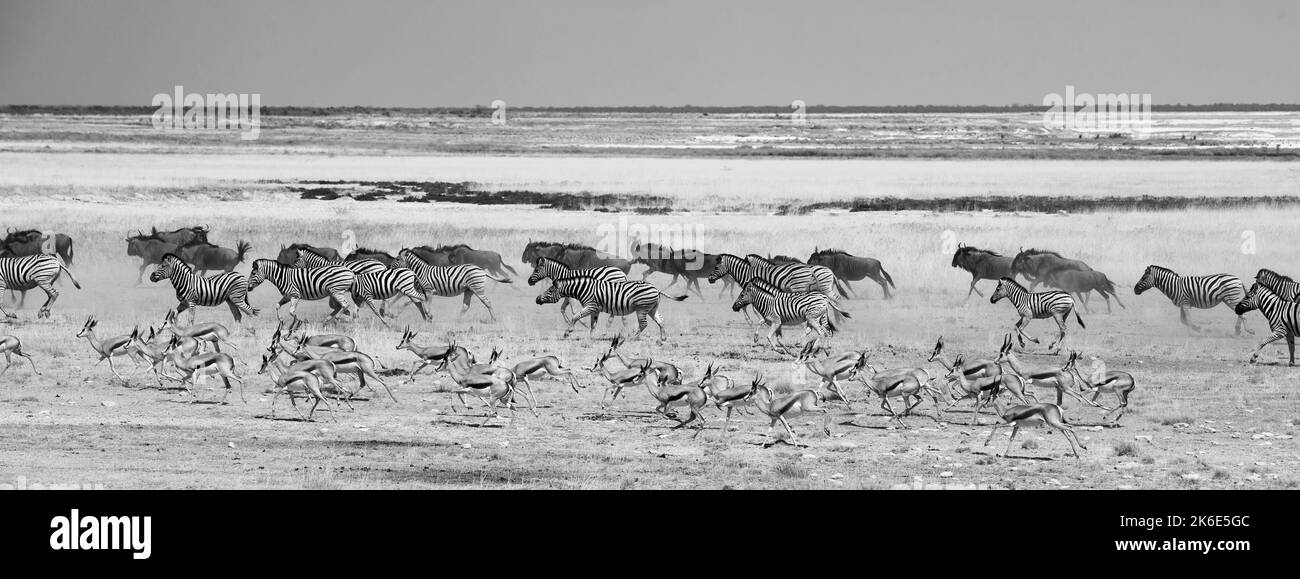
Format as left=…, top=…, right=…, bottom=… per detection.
left=659, top=291, right=688, bottom=302
left=501, top=262, right=518, bottom=276
left=235, top=240, right=252, bottom=264
left=1075, top=310, right=1086, bottom=329
left=485, top=270, right=513, bottom=284
left=56, top=256, right=82, bottom=290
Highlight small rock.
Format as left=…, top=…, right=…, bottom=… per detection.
left=801, top=454, right=817, bottom=460
left=101, top=401, right=116, bottom=407
left=1172, top=422, right=1190, bottom=429
left=461, top=444, right=472, bottom=449
left=227, top=442, right=236, bottom=449
left=1134, top=435, right=1153, bottom=442
left=1047, top=478, right=1062, bottom=486
left=499, top=441, right=510, bottom=447
left=1181, top=473, right=1201, bottom=480
left=830, top=473, right=844, bottom=479
left=939, top=471, right=954, bottom=478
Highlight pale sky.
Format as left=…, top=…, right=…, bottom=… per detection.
left=1, top=0, right=1296, bottom=106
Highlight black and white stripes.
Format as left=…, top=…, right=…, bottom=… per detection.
left=398, top=248, right=510, bottom=319
left=1235, top=283, right=1299, bottom=365
left=990, top=277, right=1084, bottom=351
left=535, top=275, right=685, bottom=341
left=149, top=253, right=257, bottom=323
left=0, top=254, right=81, bottom=319
left=247, top=258, right=356, bottom=321
left=732, top=278, right=848, bottom=354
left=1134, top=264, right=1248, bottom=334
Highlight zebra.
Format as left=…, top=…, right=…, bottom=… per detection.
left=990, top=277, right=1085, bottom=352
left=745, top=254, right=848, bottom=299
left=351, top=268, right=430, bottom=325
left=535, top=275, right=686, bottom=341
left=1256, top=268, right=1300, bottom=302
left=1134, top=265, right=1249, bottom=335
left=0, top=254, right=82, bottom=319
left=732, top=278, right=850, bottom=356
left=247, top=259, right=357, bottom=322
left=528, top=256, right=627, bottom=319
left=293, top=246, right=387, bottom=275
left=149, top=253, right=257, bottom=325
left=1234, top=283, right=1300, bottom=366
left=397, top=248, right=510, bottom=319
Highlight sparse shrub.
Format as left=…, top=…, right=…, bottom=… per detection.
left=773, top=463, right=808, bottom=479
left=1113, top=442, right=1140, bottom=457
left=1021, top=439, right=1039, bottom=450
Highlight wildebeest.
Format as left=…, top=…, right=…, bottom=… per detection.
left=521, top=240, right=632, bottom=273
left=1042, top=269, right=1125, bottom=313
left=1011, top=248, right=1093, bottom=290
left=346, top=247, right=398, bottom=268
left=950, top=244, right=1013, bottom=300
left=277, top=244, right=340, bottom=266
left=807, top=248, right=896, bottom=299
left=1, top=229, right=74, bottom=265
left=179, top=241, right=252, bottom=276
left=127, top=234, right=183, bottom=284
left=629, top=241, right=710, bottom=298
left=147, top=226, right=209, bottom=247
left=409, top=245, right=516, bottom=279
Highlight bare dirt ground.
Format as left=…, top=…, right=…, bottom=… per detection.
left=0, top=192, right=1297, bottom=489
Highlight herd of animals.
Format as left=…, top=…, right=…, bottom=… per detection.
left=0, top=225, right=1297, bottom=456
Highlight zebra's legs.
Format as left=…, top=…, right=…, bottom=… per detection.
left=464, top=289, right=498, bottom=320
left=1012, top=315, right=1039, bottom=347
left=35, top=281, right=59, bottom=318
left=1178, top=306, right=1203, bottom=333
left=1247, top=330, right=1289, bottom=364
left=649, top=309, right=668, bottom=342
left=1047, top=313, right=1069, bottom=352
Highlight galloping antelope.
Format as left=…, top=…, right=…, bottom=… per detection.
left=698, top=363, right=753, bottom=437
left=1065, top=355, right=1136, bottom=424
left=928, top=336, right=1002, bottom=380
left=435, top=347, right=529, bottom=424
left=795, top=342, right=863, bottom=407
left=990, top=277, right=1084, bottom=351
left=162, top=335, right=245, bottom=404
left=0, top=334, right=38, bottom=375
left=292, top=338, right=397, bottom=403
left=942, top=352, right=1032, bottom=425
left=641, top=371, right=708, bottom=432
left=124, top=326, right=195, bottom=385
left=507, top=353, right=582, bottom=395
left=278, top=319, right=356, bottom=351
left=745, top=375, right=831, bottom=448
left=588, top=351, right=653, bottom=408
left=983, top=400, right=1086, bottom=460
left=995, top=345, right=1103, bottom=410
left=466, top=345, right=535, bottom=412
left=161, top=309, right=239, bottom=353
left=607, top=335, right=681, bottom=385
left=854, top=361, right=943, bottom=427
left=77, top=317, right=139, bottom=381
left=258, top=354, right=340, bottom=421
left=396, top=327, right=474, bottom=382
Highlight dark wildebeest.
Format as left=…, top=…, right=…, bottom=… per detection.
left=277, top=244, right=339, bottom=266
left=1, top=229, right=75, bottom=266
left=1011, top=248, right=1093, bottom=290
left=148, top=226, right=209, bottom=247
left=522, top=240, right=631, bottom=273
left=346, top=247, right=398, bottom=268
left=951, top=245, right=1013, bottom=300
left=180, top=241, right=252, bottom=276
left=807, top=248, right=896, bottom=299
left=126, top=234, right=182, bottom=285
left=1042, top=269, right=1126, bottom=313
left=629, top=241, right=710, bottom=298
left=411, top=244, right=516, bottom=279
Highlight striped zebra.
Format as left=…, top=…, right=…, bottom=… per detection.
left=1134, top=265, right=1249, bottom=335
left=293, top=247, right=387, bottom=276
left=0, top=254, right=82, bottom=319
left=732, top=278, right=850, bottom=355
left=149, top=253, right=257, bottom=324
left=528, top=256, right=627, bottom=318
left=535, top=275, right=686, bottom=341
left=351, top=268, right=429, bottom=325
left=1256, top=268, right=1300, bottom=301
left=990, top=277, right=1085, bottom=351
left=1234, top=283, right=1299, bottom=366
left=397, top=249, right=511, bottom=319
left=247, top=259, right=356, bottom=322
left=745, top=254, right=848, bottom=299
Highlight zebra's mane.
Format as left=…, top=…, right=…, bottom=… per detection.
left=998, top=276, right=1027, bottom=290
left=551, top=273, right=607, bottom=282
left=1252, top=282, right=1283, bottom=298
left=1259, top=268, right=1295, bottom=283
left=1146, top=264, right=1176, bottom=276
left=400, top=249, right=432, bottom=266
left=745, top=254, right=772, bottom=264
left=535, top=256, right=568, bottom=267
